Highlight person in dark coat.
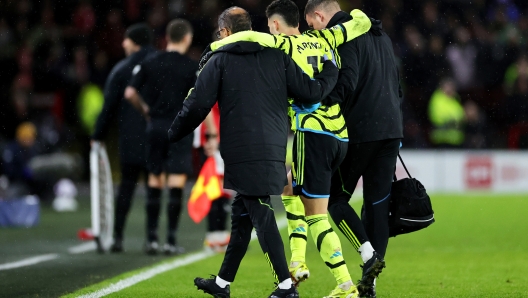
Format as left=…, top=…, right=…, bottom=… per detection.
left=169, top=7, right=338, bottom=298
left=91, top=23, right=156, bottom=252
left=305, top=0, right=404, bottom=296
left=125, top=19, right=198, bottom=255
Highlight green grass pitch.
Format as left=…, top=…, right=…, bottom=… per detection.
left=65, top=194, right=528, bottom=298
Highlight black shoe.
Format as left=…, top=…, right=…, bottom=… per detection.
left=360, top=286, right=376, bottom=298
left=194, top=276, right=230, bottom=298
left=144, top=241, right=159, bottom=255
left=357, top=252, right=385, bottom=297
left=110, top=238, right=123, bottom=253
left=268, top=285, right=299, bottom=298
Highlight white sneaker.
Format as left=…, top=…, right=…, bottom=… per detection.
left=163, top=243, right=184, bottom=255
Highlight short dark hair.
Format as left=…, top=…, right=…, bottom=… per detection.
left=305, top=0, right=339, bottom=15
left=125, top=23, right=153, bottom=46
left=266, top=0, right=299, bottom=28
left=218, top=7, right=252, bottom=34
left=166, top=19, right=193, bottom=43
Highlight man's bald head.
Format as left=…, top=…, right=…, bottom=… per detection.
left=218, top=6, right=252, bottom=34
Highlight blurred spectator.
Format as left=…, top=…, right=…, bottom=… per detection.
left=66, top=46, right=90, bottom=84
left=2, top=0, right=528, bottom=153
left=428, top=78, right=465, bottom=148
left=506, top=76, right=528, bottom=124
left=77, top=83, right=104, bottom=136
left=0, top=18, right=15, bottom=58
left=420, top=1, right=447, bottom=38
left=72, top=0, right=96, bottom=36
left=91, top=50, right=110, bottom=87
left=2, top=122, right=41, bottom=197
left=96, top=10, right=126, bottom=64
left=504, top=54, right=528, bottom=95
left=402, top=25, right=427, bottom=89
left=446, top=27, right=478, bottom=92
left=464, top=100, right=488, bottom=149
left=426, top=35, right=450, bottom=86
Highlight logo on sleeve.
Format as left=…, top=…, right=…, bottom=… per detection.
left=132, top=65, right=141, bottom=75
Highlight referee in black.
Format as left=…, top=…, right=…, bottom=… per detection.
left=92, top=23, right=155, bottom=252
left=169, top=7, right=338, bottom=298
left=305, top=0, right=403, bottom=297
left=125, top=19, right=197, bottom=255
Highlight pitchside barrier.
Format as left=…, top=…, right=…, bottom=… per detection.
left=354, top=150, right=528, bottom=193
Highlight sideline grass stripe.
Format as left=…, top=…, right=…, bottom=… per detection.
left=0, top=254, right=59, bottom=271
left=66, top=216, right=288, bottom=298
left=75, top=250, right=216, bottom=298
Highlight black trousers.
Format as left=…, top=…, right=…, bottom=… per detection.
left=328, top=138, right=400, bottom=258
left=113, top=162, right=147, bottom=239
left=218, top=194, right=289, bottom=283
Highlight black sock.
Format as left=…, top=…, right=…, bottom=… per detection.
left=114, top=179, right=137, bottom=239
left=167, top=188, right=183, bottom=245
left=146, top=187, right=162, bottom=242
left=207, top=197, right=229, bottom=232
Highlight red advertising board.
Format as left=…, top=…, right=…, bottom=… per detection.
left=465, top=157, right=493, bottom=189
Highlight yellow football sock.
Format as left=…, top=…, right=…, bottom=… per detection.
left=306, top=214, right=351, bottom=284
left=282, top=195, right=307, bottom=263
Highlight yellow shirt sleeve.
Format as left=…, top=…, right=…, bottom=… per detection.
left=210, top=31, right=278, bottom=51
left=304, top=9, right=371, bottom=49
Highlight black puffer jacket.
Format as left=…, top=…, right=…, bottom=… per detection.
left=169, top=41, right=338, bottom=196
left=325, top=12, right=403, bottom=144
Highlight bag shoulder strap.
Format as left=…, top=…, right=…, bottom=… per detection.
left=398, top=153, right=413, bottom=179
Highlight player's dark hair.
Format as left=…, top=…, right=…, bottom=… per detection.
left=305, top=0, right=340, bottom=15
left=166, top=19, right=193, bottom=43
left=125, top=23, right=153, bottom=46
left=218, top=7, right=252, bottom=34
left=266, top=0, right=299, bottom=28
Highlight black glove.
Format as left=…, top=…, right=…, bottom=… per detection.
left=198, top=44, right=213, bottom=71
left=369, top=18, right=383, bottom=36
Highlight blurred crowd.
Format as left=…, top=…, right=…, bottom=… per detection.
left=370, top=0, right=528, bottom=149
left=0, top=0, right=527, bottom=193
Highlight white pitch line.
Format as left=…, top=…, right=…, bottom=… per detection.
left=68, top=242, right=97, bottom=254
left=0, top=254, right=59, bottom=271
left=76, top=250, right=216, bottom=298
left=76, top=216, right=288, bottom=298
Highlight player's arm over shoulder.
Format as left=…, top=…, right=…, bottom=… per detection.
left=210, top=31, right=278, bottom=51
left=306, top=9, right=371, bottom=49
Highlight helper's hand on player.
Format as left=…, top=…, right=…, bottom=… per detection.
left=199, top=44, right=213, bottom=71
left=323, top=52, right=337, bottom=67
left=204, top=137, right=219, bottom=157
left=369, top=18, right=383, bottom=36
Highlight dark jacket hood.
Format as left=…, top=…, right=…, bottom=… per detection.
left=327, top=11, right=352, bottom=28
left=327, top=11, right=383, bottom=36
left=215, top=41, right=263, bottom=54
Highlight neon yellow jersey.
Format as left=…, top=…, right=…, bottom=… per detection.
left=210, top=9, right=371, bottom=141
